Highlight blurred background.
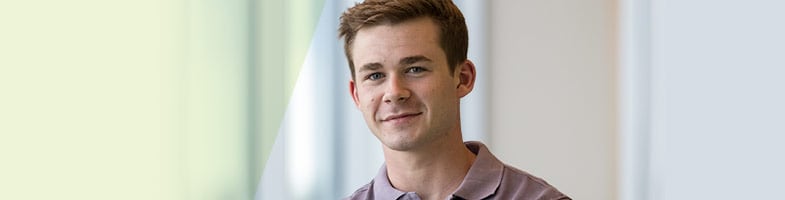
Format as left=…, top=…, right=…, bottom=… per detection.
left=1, top=0, right=783, bottom=200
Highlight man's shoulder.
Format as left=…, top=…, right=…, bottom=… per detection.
left=344, top=181, right=373, bottom=200
left=496, top=164, right=571, bottom=200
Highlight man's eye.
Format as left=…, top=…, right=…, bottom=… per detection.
left=367, top=72, right=384, bottom=80
left=406, top=67, right=425, bottom=73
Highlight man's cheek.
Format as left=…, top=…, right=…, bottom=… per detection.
left=363, top=103, right=374, bottom=118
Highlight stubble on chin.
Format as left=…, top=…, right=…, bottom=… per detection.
left=370, top=126, right=414, bottom=151
left=381, top=133, right=418, bottom=151
left=378, top=127, right=447, bottom=152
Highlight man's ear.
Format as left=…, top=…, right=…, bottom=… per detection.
left=349, top=79, right=361, bottom=108
left=455, top=60, right=477, bottom=98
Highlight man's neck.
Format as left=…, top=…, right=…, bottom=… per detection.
left=382, top=135, right=477, bottom=200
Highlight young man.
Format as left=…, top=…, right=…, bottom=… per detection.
left=339, top=0, right=570, bottom=199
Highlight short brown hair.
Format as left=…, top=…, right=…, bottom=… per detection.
left=338, top=0, right=468, bottom=80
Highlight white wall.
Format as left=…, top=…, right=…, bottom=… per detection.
left=489, top=1, right=616, bottom=200
left=645, top=1, right=785, bottom=199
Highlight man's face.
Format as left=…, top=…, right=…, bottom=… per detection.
left=349, top=17, right=470, bottom=151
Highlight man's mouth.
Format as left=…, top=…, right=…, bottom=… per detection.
left=381, top=112, right=423, bottom=122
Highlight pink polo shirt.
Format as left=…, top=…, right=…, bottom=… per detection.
left=346, top=141, right=571, bottom=200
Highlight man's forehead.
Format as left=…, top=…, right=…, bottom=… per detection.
left=352, top=18, right=443, bottom=68
left=354, top=17, right=439, bottom=42
left=352, top=46, right=440, bottom=70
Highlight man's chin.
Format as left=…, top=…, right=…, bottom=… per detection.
left=383, top=143, right=417, bottom=151
left=380, top=137, right=421, bottom=152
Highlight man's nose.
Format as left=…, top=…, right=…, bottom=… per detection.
left=382, top=75, right=411, bottom=104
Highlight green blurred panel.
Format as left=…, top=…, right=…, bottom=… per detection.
left=182, top=0, right=254, bottom=199
left=0, top=0, right=187, bottom=199
left=255, top=0, right=325, bottom=181
left=0, top=0, right=325, bottom=199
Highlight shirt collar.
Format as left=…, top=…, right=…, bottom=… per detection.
left=371, top=141, right=504, bottom=200
left=372, top=163, right=407, bottom=199
left=451, top=141, right=505, bottom=200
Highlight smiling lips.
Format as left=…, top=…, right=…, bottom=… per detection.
left=381, top=112, right=423, bottom=122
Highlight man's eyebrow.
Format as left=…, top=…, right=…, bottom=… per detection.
left=358, top=63, right=382, bottom=73
left=358, top=56, right=432, bottom=73
left=400, top=55, right=432, bottom=65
